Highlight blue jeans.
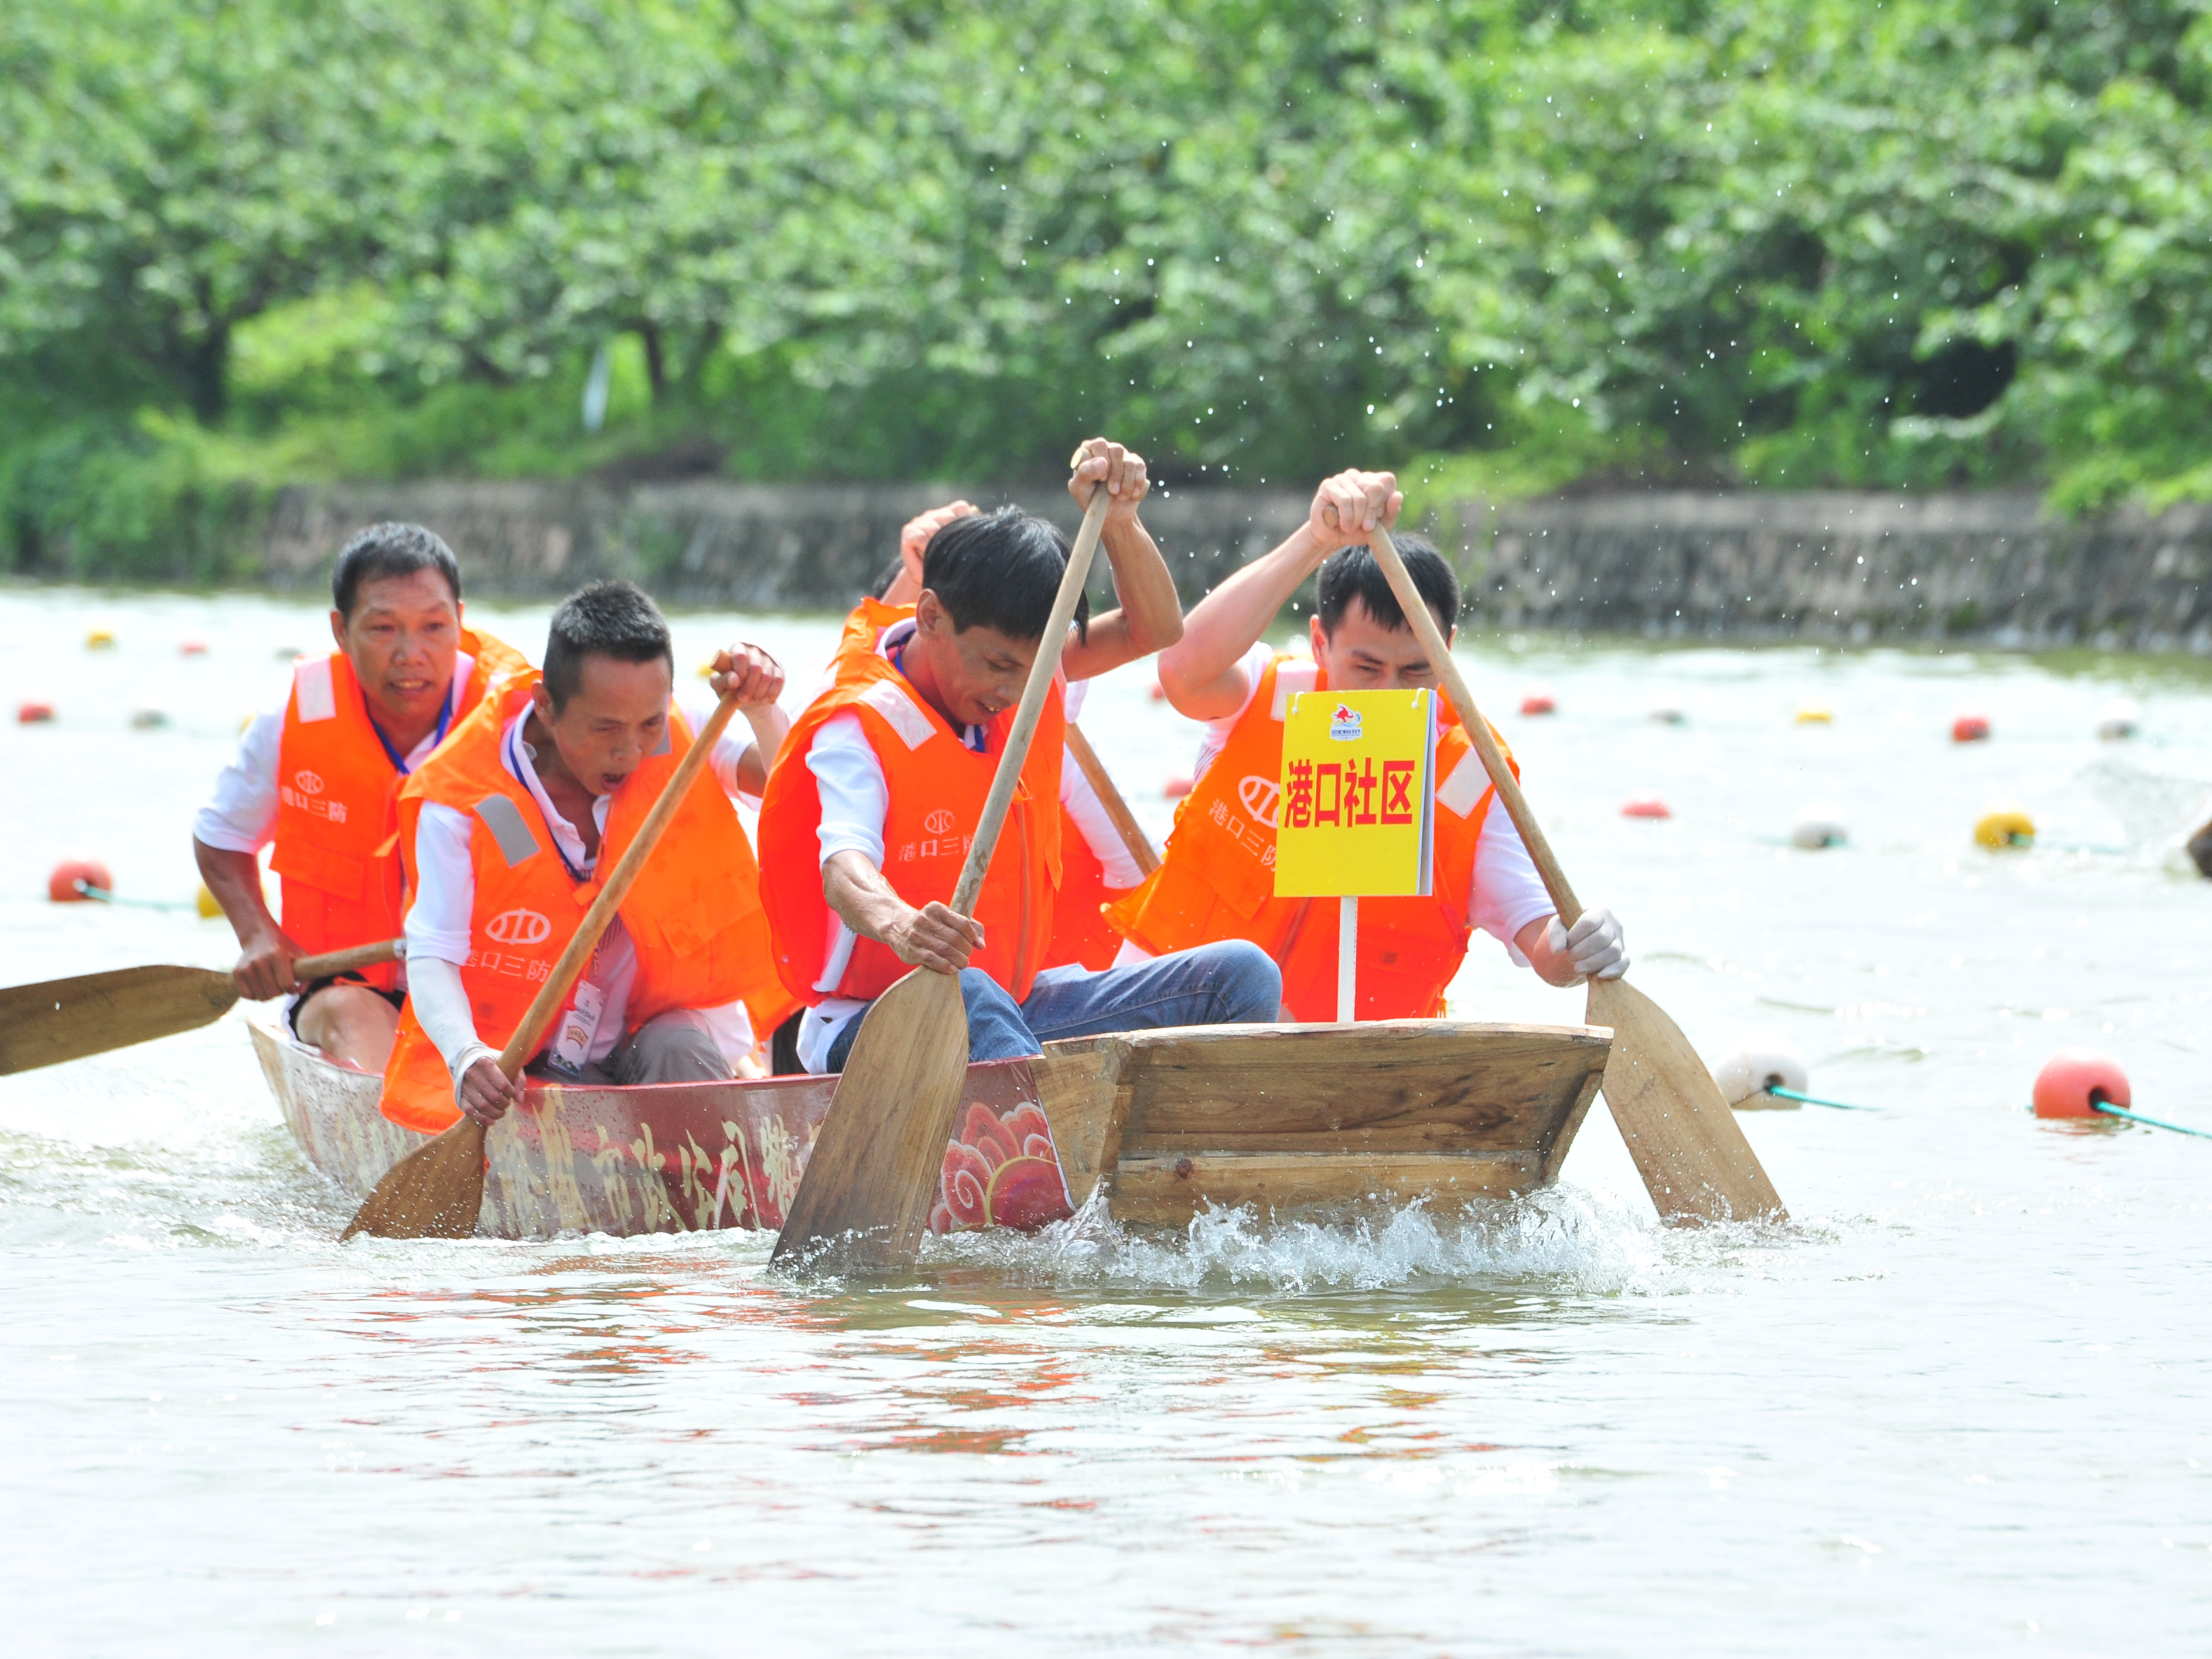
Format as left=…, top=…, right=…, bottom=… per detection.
left=822, top=941, right=1282, bottom=1069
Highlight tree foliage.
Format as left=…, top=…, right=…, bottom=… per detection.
left=6, top=0, right=2212, bottom=575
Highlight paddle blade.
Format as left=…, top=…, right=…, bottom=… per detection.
left=770, top=969, right=970, bottom=1271
left=0, top=965, right=240, bottom=1075
left=340, top=1118, right=488, bottom=1240
left=1587, top=976, right=1787, bottom=1225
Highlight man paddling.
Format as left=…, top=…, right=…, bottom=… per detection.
left=379, top=581, right=794, bottom=1132
left=874, top=486, right=1158, bottom=973
left=1114, top=469, right=1629, bottom=1019
left=757, top=441, right=1280, bottom=1073
left=193, top=523, right=529, bottom=1072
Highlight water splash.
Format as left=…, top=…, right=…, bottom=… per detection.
left=917, top=1184, right=1800, bottom=1298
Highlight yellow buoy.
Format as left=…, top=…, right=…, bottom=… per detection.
left=86, top=628, right=116, bottom=649
left=1974, top=808, right=2036, bottom=849
left=1794, top=704, right=1833, bottom=725
left=196, top=883, right=224, bottom=919
left=696, top=657, right=717, bottom=678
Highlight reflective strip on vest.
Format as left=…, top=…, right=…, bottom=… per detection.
left=475, top=794, right=542, bottom=867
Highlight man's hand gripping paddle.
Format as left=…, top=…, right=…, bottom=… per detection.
left=1359, top=521, right=1786, bottom=1224
left=770, top=486, right=1114, bottom=1270
left=340, top=692, right=749, bottom=1241
left=0, top=940, right=404, bottom=1076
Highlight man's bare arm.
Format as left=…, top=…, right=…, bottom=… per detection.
left=194, top=838, right=302, bottom=999
left=1156, top=469, right=1402, bottom=719
left=823, top=851, right=986, bottom=977
left=1060, top=438, right=1184, bottom=681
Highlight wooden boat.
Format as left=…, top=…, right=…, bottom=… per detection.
left=250, top=1009, right=1613, bottom=1240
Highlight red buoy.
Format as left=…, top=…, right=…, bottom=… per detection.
left=1148, top=679, right=1168, bottom=702
left=2032, top=1050, right=2131, bottom=1118
left=1621, top=797, right=1672, bottom=820
left=1163, top=774, right=1194, bottom=800
left=180, top=639, right=209, bottom=657
left=48, top=859, right=115, bottom=903
left=16, top=701, right=55, bottom=724
left=1952, top=714, right=1991, bottom=743
left=1520, top=690, right=1556, bottom=716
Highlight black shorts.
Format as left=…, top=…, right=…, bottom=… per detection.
left=288, top=972, right=406, bottom=1040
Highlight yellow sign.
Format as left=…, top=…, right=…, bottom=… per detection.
left=1274, top=688, right=1436, bottom=897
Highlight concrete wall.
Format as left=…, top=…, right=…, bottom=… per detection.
left=1479, top=490, right=2212, bottom=652
left=262, top=480, right=2212, bottom=651
left=264, top=479, right=1308, bottom=614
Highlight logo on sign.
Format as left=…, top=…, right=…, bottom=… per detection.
left=1328, top=704, right=1363, bottom=742
left=923, top=808, right=955, bottom=835
left=1238, top=775, right=1282, bottom=825
left=293, top=769, right=325, bottom=795
left=486, top=908, right=552, bottom=945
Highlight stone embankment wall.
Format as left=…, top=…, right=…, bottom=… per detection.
left=263, top=480, right=2212, bottom=651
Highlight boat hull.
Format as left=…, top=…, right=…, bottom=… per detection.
left=252, top=1013, right=1612, bottom=1240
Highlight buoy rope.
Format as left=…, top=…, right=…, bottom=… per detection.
left=1769, top=1085, right=1878, bottom=1111
left=74, top=882, right=194, bottom=913
left=2093, top=1104, right=2212, bottom=1139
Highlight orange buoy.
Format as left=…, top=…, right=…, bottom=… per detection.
left=1952, top=713, right=1991, bottom=743
left=1621, top=797, right=1672, bottom=820
left=17, top=701, right=55, bottom=724
left=1163, top=774, right=1193, bottom=800
left=2032, top=1050, right=2131, bottom=1119
left=180, top=639, right=209, bottom=657
left=48, top=859, right=115, bottom=903
left=1148, top=679, right=1168, bottom=702
left=1520, top=687, right=1556, bottom=716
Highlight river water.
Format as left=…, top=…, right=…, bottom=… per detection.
left=3, top=585, right=2208, bottom=1655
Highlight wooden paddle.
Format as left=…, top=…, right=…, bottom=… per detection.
left=0, top=939, right=401, bottom=1076
left=771, top=486, right=1114, bottom=1270
left=1361, top=523, right=1787, bottom=1224
left=1064, top=720, right=1160, bottom=876
left=340, top=689, right=747, bottom=1242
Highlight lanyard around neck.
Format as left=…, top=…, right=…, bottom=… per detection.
left=370, top=688, right=453, bottom=775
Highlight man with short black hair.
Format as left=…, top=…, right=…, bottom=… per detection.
left=757, top=439, right=1281, bottom=1075
left=193, top=522, right=530, bottom=1072
left=1119, top=468, right=1629, bottom=1022
left=380, top=580, right=796, bottom=1132
left=872, top=497, right=1155, bottom=975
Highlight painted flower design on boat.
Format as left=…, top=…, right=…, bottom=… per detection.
left=930, top=1101, right=1074, bottom=1234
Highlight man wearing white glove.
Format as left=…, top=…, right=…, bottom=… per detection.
left=1115, top=465, right=1629, bottom=1016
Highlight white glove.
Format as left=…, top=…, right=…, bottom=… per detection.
left=1545, top=907, right=1628, bottom=981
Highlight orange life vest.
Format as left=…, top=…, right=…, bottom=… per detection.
left=1045, top=798, right=1126, bottom=972
left=378, top=671, right=794, bottom=1133
left=1107, top=651, right=1519, bottom=1022
left=271, top=629, right=528, bottom=991
left=757, top=599, right=1064, bottom=1006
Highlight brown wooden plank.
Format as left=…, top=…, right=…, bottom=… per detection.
left=1110, top=1149, right=1538, bottom=1227
left=1028, top=1049, right=1129, bottom=1210
left=1534, top=1063, right=1607, bottom=1184
left=1102, top=1021, right=1610, bottom=1155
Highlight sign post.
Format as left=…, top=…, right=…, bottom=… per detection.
left=1276, top=689, right=1437, bottom=1023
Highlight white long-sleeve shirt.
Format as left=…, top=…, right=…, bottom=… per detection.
left=404, top=699, right=761, bottom=1093
left=790, top=622, right=1137, bottom=1073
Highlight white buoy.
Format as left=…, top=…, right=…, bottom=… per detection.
left=1790, top=807, right=1848, bottom=850
left=1713, top=1041, right=1810, bottom=1109
left=2095, top=697, right=2140, bottom=740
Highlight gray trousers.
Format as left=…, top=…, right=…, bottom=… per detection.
left=528, top=1009, right=732, bottom=1087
